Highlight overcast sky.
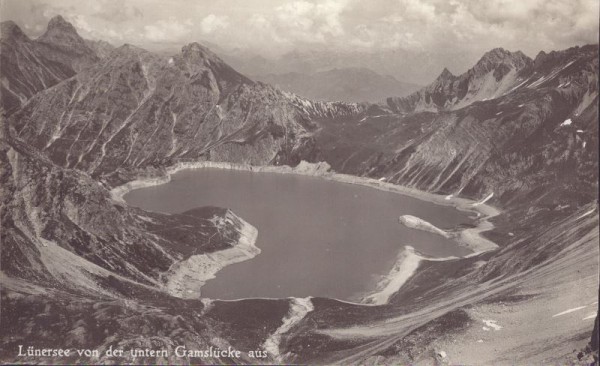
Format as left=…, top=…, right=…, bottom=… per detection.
left=2, top=0, right=598, bottom=78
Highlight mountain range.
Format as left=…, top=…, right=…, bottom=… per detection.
left=1, top=15, right=598, bottom=365
left=254, top=67, right=420, bottom=103
left=0, top=16, right=99, bottom=111
left=217, top=46, right=481, bottom=86
left=387, top=47, right=533, bottom=112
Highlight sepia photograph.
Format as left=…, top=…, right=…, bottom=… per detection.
left=0, top=0, right=598, bottom=364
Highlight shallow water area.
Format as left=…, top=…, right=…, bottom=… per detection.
left=124, top=168, right=472, bottom=301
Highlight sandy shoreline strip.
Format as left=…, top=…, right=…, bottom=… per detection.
left=163, top=211, right=260, bottom=299
left=363, top=246, right=424, bottom=305
left=111, top=160, right=499, bottom=216
left=362, top=245, right=464, bottom=305
left=111, top=160, right=501, bottom=305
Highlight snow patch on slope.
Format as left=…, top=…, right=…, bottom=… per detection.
left=482, top=319, right=502, bottom=330
left=552, top=306, right=587, bottom=317
left=560, top=119, right=572, bottom=126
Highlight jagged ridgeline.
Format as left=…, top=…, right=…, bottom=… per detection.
left=4, top=23, right=361, bottom=184
left=318, top=44, right=598, bottom=208
left=1, top=14, right=598, bottom=365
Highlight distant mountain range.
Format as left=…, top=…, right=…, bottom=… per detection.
left=254, top=68, right=420, bottom=103
left=385, top=45, right=598, bottom=115
left=215, top=46, right=482, bottom=86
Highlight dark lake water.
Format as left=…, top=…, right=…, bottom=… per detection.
left=124, top=168, right=472, bottom=301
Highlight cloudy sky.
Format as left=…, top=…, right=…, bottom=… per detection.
left=1, top=0, right=598, bottom=82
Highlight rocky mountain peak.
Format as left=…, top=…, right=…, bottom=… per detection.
left=181, top=42, right=220, bottom=64
left=179, top=41, right=253, bottom=86
left=0, top=21, right=30, bottom=42
left=476, top=47, right=532, bottom=70
left=115, top=43, right=147, bottom=55
left=482, top=47, right=510, bottom=58
left=436, top=67, right=455, bottom=81
left=387, top=46, right=542, bottom=113
left=38, top=15, right=89, bottom=53
left=533, top=44, right=598, bottom=74
left=46, top=15, right=75, bottom=32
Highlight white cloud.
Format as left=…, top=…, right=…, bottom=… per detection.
left=71, top=15, right=92, bottom=34
left=143, top=16, right=191, bottom=42
left=1, top=0, right=597, bottom=80
left=397, top=0, right=437, bottom=23
left=247, top=14, right=286, bottom=44
left=200, top=14, right=229, bottom=34
left=245, top=0, right=348, bottom=45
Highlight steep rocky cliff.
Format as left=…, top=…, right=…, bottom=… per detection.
left=0, top=16, right=99, bottom=111
left=320, top=45, right=598, bottom=208
left=7, top=37, right=361, bottom=185
left=387, top=48, right=534, bottom=113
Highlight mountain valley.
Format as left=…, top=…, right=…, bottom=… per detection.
left=1, top=15, right=598, bottom=365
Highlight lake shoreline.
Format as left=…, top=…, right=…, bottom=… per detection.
left=111, top=160, right=501, bottom=305
left=163, top=211, right=260, bottom=299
